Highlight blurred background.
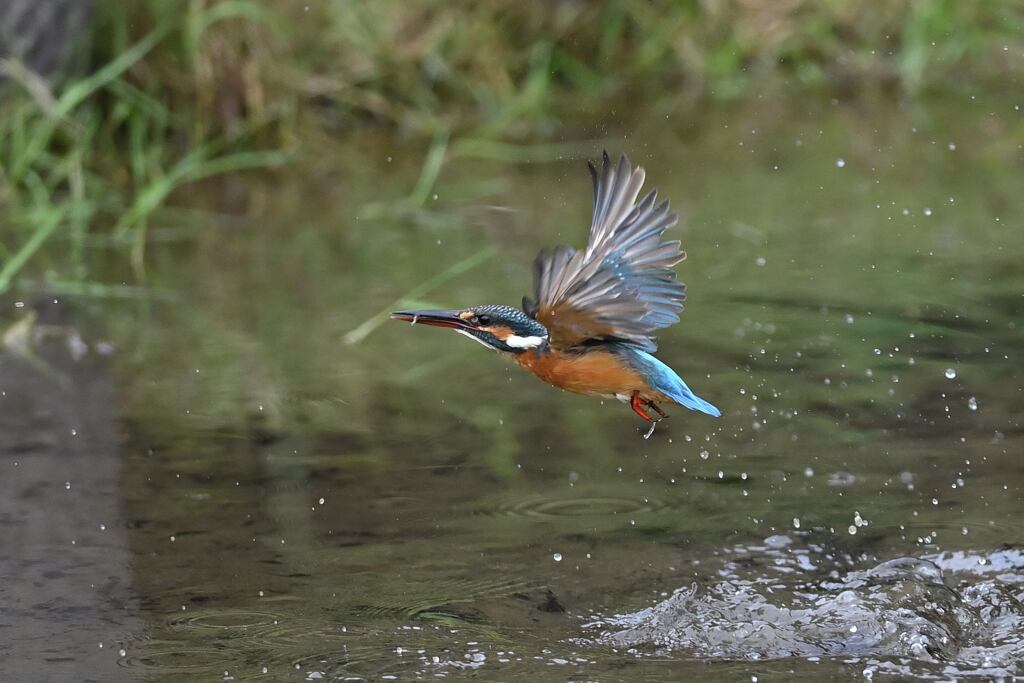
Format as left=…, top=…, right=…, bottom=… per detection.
left=1, top=1, right=1022, bottom=681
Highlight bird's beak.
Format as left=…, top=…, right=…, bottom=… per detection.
left=390, top=309, right=473, bottom=329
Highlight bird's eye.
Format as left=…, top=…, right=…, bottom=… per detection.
left=476, top=314, right=491, bottom=326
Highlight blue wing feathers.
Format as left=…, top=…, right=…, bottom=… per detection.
left=616, top=347, right=721, bottom=417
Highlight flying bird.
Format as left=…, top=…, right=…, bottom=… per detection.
left=391, top=152, right=720, bottom=437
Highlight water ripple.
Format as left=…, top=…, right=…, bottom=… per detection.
left=493, top=494, right=666, bottom=519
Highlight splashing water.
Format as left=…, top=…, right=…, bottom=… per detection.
left=586, top=545, right=1024, bottom=678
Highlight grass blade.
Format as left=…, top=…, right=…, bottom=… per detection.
left=343, top=245, right=498, bottom=345
left=409, top=129, right=450, bottom=207
left=0, top=208, right=66, bottom=294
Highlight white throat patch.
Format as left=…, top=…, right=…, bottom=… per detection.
left=504, top=334, right=547, bottom=349
left=454, top=329, right=499, bottom=350
left=454, top=329, right=547, bottom=351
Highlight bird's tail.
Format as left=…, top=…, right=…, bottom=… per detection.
left=670, top=377, right=722, bottom=417
left=624, top=348, right=722, bottom=418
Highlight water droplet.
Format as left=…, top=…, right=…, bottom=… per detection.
left=923, top=207, right=933, bottom=216
left=792, top=517, right=801, bottom=529
left=944, top=368, right=956, bottom=379
left=968, top=397, right=978, bottom=411
left=64, top=481, right=71, bottom=490
left=755, top=256, right=766, bottom=267
left=848, top=525, right=857, bottom=535
left=318, top=497, right=325, bottom=505
left=836, top=158, right=846, bottom=168
left=552, top=553, right=562, bottom=562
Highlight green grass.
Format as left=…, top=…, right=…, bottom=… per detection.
left=0, top=3, right=290, bottom=294
left=0, top=0, right=1020, bottom=293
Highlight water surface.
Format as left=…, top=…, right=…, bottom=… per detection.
left=2, top=96, right=1023, bottom=681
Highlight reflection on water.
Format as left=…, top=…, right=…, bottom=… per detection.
left=0, top=319, right=138, bottom=682
left=2, top=97, right=1024, bottom=680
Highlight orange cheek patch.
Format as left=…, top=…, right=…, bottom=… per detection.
left=482, top=325, right=514, bottom=340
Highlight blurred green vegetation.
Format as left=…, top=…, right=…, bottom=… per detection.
left=0, top=0, right=1021, bottom=292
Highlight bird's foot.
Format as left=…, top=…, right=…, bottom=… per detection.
left=631, top=391, right=666, bottom=439
left=630, top=391, right=654, bottom=421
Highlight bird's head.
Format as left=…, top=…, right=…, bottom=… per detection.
left=390, top=304, right=548, bottom=353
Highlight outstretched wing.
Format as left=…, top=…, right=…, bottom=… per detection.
left=523, top=152, right=686, bottom=352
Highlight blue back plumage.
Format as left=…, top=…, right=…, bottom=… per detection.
left=613, top=345, right=721, bottom=417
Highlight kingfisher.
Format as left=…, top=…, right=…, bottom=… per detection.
left=391, top=152, right=720, bottom=437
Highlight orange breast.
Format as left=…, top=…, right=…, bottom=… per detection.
left=515, top=349, right=650, bottom=398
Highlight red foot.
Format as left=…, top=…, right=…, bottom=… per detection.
left=630, top=391, right=654, bottom=421
left=630, top=391, right=668, bottom=422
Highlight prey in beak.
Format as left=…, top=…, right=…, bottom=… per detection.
left=390, top=309, right=477, bottom=329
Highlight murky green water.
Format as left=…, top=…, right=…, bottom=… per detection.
left=3, top=97, right=1023, bottom=681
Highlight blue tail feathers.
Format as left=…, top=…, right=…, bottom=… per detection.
left=619, top=347, right=722, bottom=417
left=665, top=376, right=722, bottom=417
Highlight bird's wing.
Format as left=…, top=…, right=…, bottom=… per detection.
left=523, top=152, right=686, bottom=352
